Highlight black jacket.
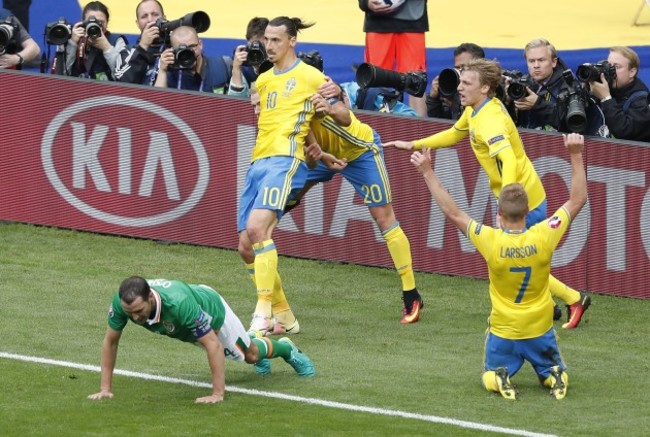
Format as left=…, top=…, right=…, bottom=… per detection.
left=515, top=67, right=571, bottom=132
left=601, top=77, right=650, bottom=142
left=358, top=0, right=429, bottom=33
left=114, top=43, right=158, bottom=85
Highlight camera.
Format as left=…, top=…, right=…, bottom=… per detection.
left=154, top=11, right=210, bottom=46
left=557, top=70, right=588, bottom=133
left=82, top=16, right=102, bottom=39
left=45, top=18, right=72, bottom=45
left=0, top=18, right=18, bottom=55
left=172, top=44, right=196, bottom=70
left=243, top=40, right=267, bottom=67
left=576, top=61, right=616, bottom=85
left=506, top=74, right=538, bottom=101
left=297, top=50, right=324, bottom=72
left=438, top=68, right=461, bottom=98
left=356, top=63, right=427, bottom=97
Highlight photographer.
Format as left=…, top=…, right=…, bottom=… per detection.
left=0, top=7, right=39, bottom=69
left=114, top=0, right=165, bottom=85
left=154, top=26, right=231, bottom=94
left=65, top=1, right=127, bottom=80
left=427, top=42, right=484, bottom=120
left=511, top=38, right=574, bottom=132
left=588, top=47, right=650, bottom=142
left=228, top=17, right=269, bottom=98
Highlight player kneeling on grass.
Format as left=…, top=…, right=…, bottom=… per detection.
left=88, top=276, right=315, bottom=404
left=409, top=133, right=588, bottom=400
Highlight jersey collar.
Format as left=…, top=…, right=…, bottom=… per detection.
left=146, top=288, right=162, bottom=325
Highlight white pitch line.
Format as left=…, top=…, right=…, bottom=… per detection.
left=1, top=352, right=557, bottom=437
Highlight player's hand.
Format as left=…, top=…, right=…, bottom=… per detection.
left=321, top=152, right=348, bottom=171
left=311, top=93, right=332, bottom=118
left=318, top=78, right=341, bottom=100
left=563, top=133, right=584, bottom=154
left=410, top=148, right=433, bottom=175
left=304, top=142, right=322, bottom=169
left=195, top=394, right=224, bottom=404
left=382, top=140, right=414, bottom=150
left=513, top=88, right=537, bottom=110
left=88, top=390, right=114, bottom=400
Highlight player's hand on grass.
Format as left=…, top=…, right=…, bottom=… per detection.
left=88, top=390, right=114, bottom=400
left=383, top=140, right=414, bottom=150
left=195, top=394, right=224, bottom=404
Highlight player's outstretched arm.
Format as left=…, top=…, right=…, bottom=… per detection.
left=195, top=330, right=225, bottom=404
left=88, top=327, right=122, bottom=400
left=411, top=148, right=471, bottom=232
left=561, top=133, right=587, bottom=220
left=382, top=140, right=416, bottom=150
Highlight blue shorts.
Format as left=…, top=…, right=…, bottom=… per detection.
left=526, top=199, right=547, bottom=228
left=237, top=156, right=309, bottom=232
left=306, top=143, right=392, bottom=207
left=484, top=328, right=566, bottom=379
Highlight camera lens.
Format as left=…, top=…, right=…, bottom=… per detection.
left=86, top=23, right=102, bottom=38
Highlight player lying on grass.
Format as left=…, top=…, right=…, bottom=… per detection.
left=409, top=133, right=588, bottom=400
left=88, top=276, right=315, bottom=404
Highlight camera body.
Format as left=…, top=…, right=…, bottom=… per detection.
left=557, top=70, right=588, bottom=133
left=506, top=72, right=539, bottom=101
left=297, top=50, right=323, bottom=72
left=172, top=44, right=196, bottom=70
left=45, top=18, right=72, bottom=45
left=0, top=18, right=18, bottom=55
left=82, top=16, right=102, bottom=39
left=356, top=63, right=427, bottom=97
left=243, top=40, right=267, bottom=67
left=576, top=61, right=616, bottom=85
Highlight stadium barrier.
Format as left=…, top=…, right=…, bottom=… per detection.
left=2, top=70, right=649, bottom=299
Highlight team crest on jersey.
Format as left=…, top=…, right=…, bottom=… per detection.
left=108, top=305, right=114, bottom=318
left=284, top=77, right=297, bottom=96
left=488, top=135, right=505, bottom=145
left=162, top=320, right=175, bottom=334
left=548, top=215, right=562, bottom=229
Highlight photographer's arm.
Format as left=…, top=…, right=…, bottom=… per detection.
left=153, top=48, right=173, bottom=88
left=103, top=36, right=127, bottom=74
left=227, top=45, right=250, bottom=97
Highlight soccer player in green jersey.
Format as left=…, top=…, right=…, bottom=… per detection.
left=88, top=276, right=315, bottom=404
left=384, top=58, right=591, bottom=329
left=409, top=132, right=587, bottom=400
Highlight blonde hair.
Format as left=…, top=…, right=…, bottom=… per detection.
left=524, top=38, right=558, bottom=60
left=610, top=46, right=640, bottom=73
left=499, top=183, right=528, bottom=222
left=463, top=58, right=502, bottom=97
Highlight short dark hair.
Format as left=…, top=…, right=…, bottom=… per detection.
left=268, top=16, right=314, bottom=38
left=246, top=17, right=269, bottom=40
left=83, top=1, right=110, bottom=22
left=454, top=43, right=485, bottom=59
left=119, top=276, right=150, bottom=305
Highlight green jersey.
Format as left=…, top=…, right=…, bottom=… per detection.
left=108, top=279, right=226, bottom=343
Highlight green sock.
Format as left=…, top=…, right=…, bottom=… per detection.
left=252, top=338, right=292, bottom=360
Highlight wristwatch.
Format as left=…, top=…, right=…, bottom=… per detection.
left=16, top=53, right=24, bottom=67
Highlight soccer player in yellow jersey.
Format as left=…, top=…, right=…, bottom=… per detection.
left=410, top=132, right=588, bottom=400
left=299, top=91, right=424, bottom=323
left=237, top=17, right=329, bottom=335
left=384, top=58, right=591, bottom=329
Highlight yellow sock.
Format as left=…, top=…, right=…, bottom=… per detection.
left=245, top=262, right=256, bottom=286
left=252, top=239, right=277, bottom=316
left=383, top=224, right=416, bottom=291
left=549, top=275, right=581, bottom=305
left=481, top=371, right=499, bottom=392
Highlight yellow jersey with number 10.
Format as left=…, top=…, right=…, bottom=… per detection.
left=253, top=60, right=326, bottom=163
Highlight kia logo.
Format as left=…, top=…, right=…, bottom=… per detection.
left=41, top=96, right=209, bottom=227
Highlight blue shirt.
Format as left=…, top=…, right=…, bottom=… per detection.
left=166, top=54, right=231, bottom=94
